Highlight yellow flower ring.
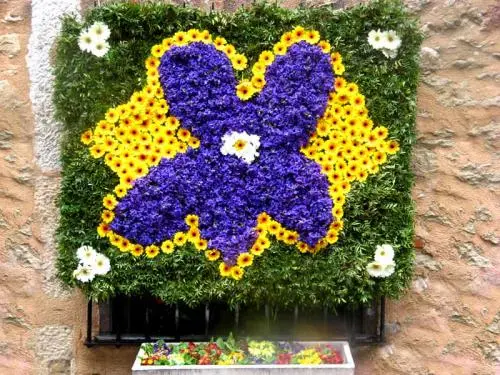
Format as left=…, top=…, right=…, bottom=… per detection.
left=82, top=27, right=399, bottom=280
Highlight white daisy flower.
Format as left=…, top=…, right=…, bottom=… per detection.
left=77, top=245, right=97, bottom=266
left=380, top=260, right=396, bottom=277
left=73, top=264, right=96, bottom=283
left=367, top=260, right=396, bottom=278
left=92, top=253, right=111, bottom=275
left=367, top=29, right=385, bottom=50
left=88, top=22, right=111, bottom=41
left=220, top=131, right=260, bottom=164
left=381, top=30, right=401, bottom=51
left=78, top=30, right=94, bottom=53
left=90, top=40, right=110, bottom=58
left=374, top=244, right=394, bottom=263
left=366, top=261, right=386, bottom=278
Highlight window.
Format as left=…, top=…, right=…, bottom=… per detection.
left=85, top=296, right=385, bottom=346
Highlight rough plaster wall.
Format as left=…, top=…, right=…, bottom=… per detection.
left=0, top=0, right=498, bottom=374
left=28, top=0, right=81, bottom=172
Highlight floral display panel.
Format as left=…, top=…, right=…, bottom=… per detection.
left=54, top=1, right=421, bottom=306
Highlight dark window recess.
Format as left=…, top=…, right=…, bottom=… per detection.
left=85, top=296, right=385, bottom=347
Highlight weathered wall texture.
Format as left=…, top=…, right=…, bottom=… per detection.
left=0, top=0, right=498, bottom=374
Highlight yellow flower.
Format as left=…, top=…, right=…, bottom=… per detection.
left=292, top=26, right=306, bottom=41
left=173, top=232, right=187, bottom=246
left=373, top=151, right=387, bottom=165
left=213, top=36, right=227, bottom=50
left=161, top=38, right=174, bottom=51
left=117, top=104, right=131, bottom=119
left=114, top=183, right=129, bottom=198
left=236, top=80, right=255, bottom=101
left=237, top=252, right=254, bottom=268
left=273, top=42, right=287, bottom=55
left=200, top=30, right=212, bottom=43
left=305, top=30, right=320, bottom=44
left=90, top=144, right=105, bottom=158
left=334, top=91, right=350, bottom=105
left=194, top=238, right=208, bottom=251
left=173, top=31, right=188, bottom=45
left=185, top=214, right=199, bottom=227
left=257, top=236, right=271, bottom=249
left=102, top=137, right=118, bottom=152
left=280, top=32, right=294, bottom=46
left=250, top=243, right=264, bottom=256
left=97, top=222, right=111, bottom=238
left=101, top=210, right=115, bottom=223
left=252, top=62, right=266, bottom=76
left=374, top=126, right=389, bottom=140
left=346, top=83, right=359, bottom=95
left=330, top=51, right=342, bottom=65
left=297, top=241, right=309, bottom=253
left=177, top=128, right=191, bottom=142
left=131, top=244, right=144, bottom=257
left=105, top=108, right=119, bottom=123
left=131, top=91, right=147, bottom=106
left=369, top=163, right=380, bottom=174
left=334, top=62, right=345, bottom=75
left=333, top=192, right=346, bottom=206
left=224, top=44, right=236, bottom=58
left=357, top=169, right=368, bottom=182
left=318, top=40, right=331, bottom=53
left=351, top=93, right=365, bottom=107
left=187, top=227, right=200, bottom=242
left=385, top=140, right=400, bottom=154
left=231, top=54, right=248, bottom=70
left=283, top=231, right=299, bottom=245
left=150, top=44, right=164, bottom=58
left=251, top=74, right=266, bottom=89
left=120, top=172, right=135, bottom=186
left=117, top=237, right=131, bottom=252
left=316, top=120, right=329, bottom=137
left=81, top=130, right=93, bottom=145
left=326, top=229, right=339, bottom=244
left=231, top=266, right=244, bottom=280
left=219, top=262, right=232, bottom=277
left=103, top=194, right=118, bottom=210
left=188, top=137, right=200, bottom=149
left=145, top=245, right=160, bottom=258
left=165, top=116, right=180, bottom=130
left=187, top=29, right=201, bottom=42
left=161, top=240, right=174, bottom=254
left=146, top=67, right=158, bottom=80
left=155, top=99, right=169, bottom=114
left=258, top=50, right=274, bottom=65
left=333, top=206, right=344, bottom=219
left=205, top=249, right=220, bottom=261
left=145, top=57, right=160, bottom=70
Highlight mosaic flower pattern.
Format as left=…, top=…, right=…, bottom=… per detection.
left=82, top=27, right=400, bottom=280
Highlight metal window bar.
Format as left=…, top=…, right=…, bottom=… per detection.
left=85, top=296, right=385, bottom=347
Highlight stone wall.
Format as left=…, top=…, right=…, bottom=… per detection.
left=0, top=0, right=498, bottom=374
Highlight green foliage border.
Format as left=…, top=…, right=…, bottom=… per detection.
left=54, top=0, right=422, bottom=307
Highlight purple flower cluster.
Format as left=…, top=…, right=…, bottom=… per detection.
left=110, top=41, right=335, bottom=264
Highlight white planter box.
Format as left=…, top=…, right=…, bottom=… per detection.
left=132, top=341, right=354, bottom=375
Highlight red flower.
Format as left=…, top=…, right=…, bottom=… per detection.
left=198, top=355, right=211, bottom=365
left=276, top=353, right=292, bottom=364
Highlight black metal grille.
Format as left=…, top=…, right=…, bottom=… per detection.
left=85, top=296, right=385, bottom=347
